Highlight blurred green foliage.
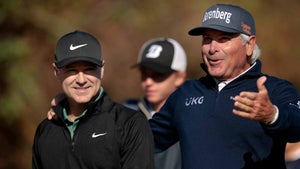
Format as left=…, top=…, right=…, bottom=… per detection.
left=0, top=0, right=299, bottom=169
left=0, top=36, right=33, bottom=121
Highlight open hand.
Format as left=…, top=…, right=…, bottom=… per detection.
left=233, top=76, right=277, bottom=124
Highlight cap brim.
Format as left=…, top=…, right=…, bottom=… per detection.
left=188, top=25, right=241, bottom=36
left=55, top=56, right=102, bottom=68
left=131, top=62, right=174, bottom=74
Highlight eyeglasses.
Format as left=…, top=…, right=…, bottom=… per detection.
left=141, top=70, right=173, bottom=83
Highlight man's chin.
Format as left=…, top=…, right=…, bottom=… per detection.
left=72, top=96, right=91, bottom=104
left=208, top=69, right=223, bottom=78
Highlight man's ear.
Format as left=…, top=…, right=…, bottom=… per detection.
left=175, top=71, right=186, bottom=87
left=52, top=63, right=59, bottom=77
left=246, top=36, right=256, bottom=57
left=100, top=60, right=105, bottom=79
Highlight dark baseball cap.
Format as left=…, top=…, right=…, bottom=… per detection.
left=132, top=38, right=187, bottom=74
left=55, top=30, right=102, bottom=68
left=188, top=4, right=255, bottom=36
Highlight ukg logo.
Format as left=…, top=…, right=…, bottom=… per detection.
left=185, top=96, right=204, bottom=106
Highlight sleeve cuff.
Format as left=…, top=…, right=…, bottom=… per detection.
left=268, top=105, right=279, bottom=125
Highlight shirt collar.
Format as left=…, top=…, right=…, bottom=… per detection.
left=63, top=87, right=104, bottom=122
left=215, top=62, right=257, bottom=91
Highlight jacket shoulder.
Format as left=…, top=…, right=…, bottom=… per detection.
left=123, top=99, right=139, bottom=111
left=102, top=95, right=146, bottom=123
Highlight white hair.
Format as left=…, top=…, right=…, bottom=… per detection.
left=240, top=34, right=261, bottom=64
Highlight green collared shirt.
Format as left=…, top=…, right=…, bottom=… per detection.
left=63, top=87, right=103, bottom=139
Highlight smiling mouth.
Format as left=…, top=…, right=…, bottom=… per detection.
left=74, top=87, right=88, bottom=90
left=74, top=85, right=90, bottom=89
left=73, top=87, right=90, bottom=93
left=208, top=59, right=222, bottom=65
left=146, top=90, right=155, bottom=96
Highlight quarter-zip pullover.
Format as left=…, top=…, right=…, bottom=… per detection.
left=150, top=60, right=300, bottom=169
left=33, top=91, right=154, bottom=169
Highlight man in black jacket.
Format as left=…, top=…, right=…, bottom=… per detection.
left=32, top=30, right=154, bottom=169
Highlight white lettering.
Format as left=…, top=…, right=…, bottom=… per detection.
left=289, top=101, right=300, bottom=109
left=185, top=96, right=204, bottom=106
left=202, top=8, right=232, bottom=24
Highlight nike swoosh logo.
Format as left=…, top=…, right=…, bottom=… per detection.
left=92, top=132, right=107, bottom=138
left=70, top=44, right=88, bottom=50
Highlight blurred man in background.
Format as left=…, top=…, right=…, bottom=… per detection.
left=125, top=37, right=187, bottom=169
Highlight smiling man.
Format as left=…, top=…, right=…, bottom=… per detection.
left=32, top=31, right=154, bottom=169
left=124, top=38, right=187, bottom=169
left=149, top=4, right=300, bottom=169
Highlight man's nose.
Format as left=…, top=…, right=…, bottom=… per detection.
left=76, top=72, right=87, bottom=84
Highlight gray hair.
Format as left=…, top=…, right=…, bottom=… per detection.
left=240, top=34, right=261, bottom=64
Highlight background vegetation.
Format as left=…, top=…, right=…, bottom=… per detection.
left=0, top=0, right=299, bottom=168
